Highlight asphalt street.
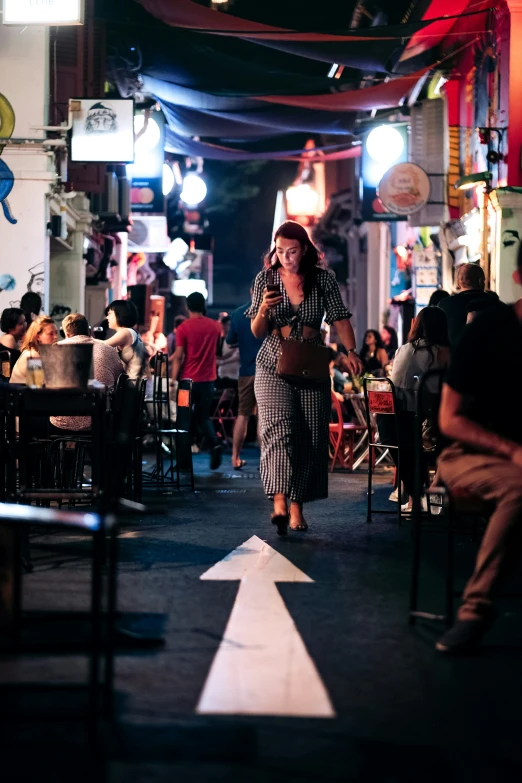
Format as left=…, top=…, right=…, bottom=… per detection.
left=1, top=447, right=521, bottom=782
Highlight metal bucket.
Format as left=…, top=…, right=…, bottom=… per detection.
left=39, top=343, right=93, bottom=388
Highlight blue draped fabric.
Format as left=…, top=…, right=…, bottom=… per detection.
left=164, top=127, right=358, bottom=160
left=145, top=78, right=355, bottom=137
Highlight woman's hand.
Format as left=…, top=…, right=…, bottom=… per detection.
left=261, top=287, right=283, bottom=313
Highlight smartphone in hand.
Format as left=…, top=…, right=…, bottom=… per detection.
left=266, top=284, right=280, bottom=294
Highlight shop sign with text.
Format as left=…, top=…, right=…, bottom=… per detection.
left=3, top=0, right=84, bottom=25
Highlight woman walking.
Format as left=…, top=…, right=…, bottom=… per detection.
left=249, top=221, right=362, bottom=535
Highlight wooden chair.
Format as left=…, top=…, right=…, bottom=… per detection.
left=329, top=391, right=367, bottom=472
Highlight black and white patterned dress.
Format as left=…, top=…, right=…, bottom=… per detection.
left=247, top=266, right=352, bottom=504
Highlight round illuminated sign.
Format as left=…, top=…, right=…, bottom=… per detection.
left=378, top=163, right=431, bottom=216
left=366, top=126, right=405, bottom=167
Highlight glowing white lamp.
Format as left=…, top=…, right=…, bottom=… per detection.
left=366, top=126, right=405, bottom=167
left=163, top=163, right=175, bottom=196
left=180, top=174, right=207, bottom=205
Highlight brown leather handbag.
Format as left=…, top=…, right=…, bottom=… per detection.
left=277, top=338, right=331, bottom=383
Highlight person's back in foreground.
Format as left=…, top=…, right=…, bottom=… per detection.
left=436, top=253, right=522, bottom=654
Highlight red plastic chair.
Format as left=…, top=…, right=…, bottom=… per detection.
left=329, top=391, right=367, bottom=472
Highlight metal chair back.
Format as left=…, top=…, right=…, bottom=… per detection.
left=363, top=375, right=402, bottom=525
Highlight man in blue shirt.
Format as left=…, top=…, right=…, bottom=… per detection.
left=227, top=294, right=263, bottom=469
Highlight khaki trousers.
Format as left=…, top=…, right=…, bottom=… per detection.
left=438, top=444, right=522, bottom=621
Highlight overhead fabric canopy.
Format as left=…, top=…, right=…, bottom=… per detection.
left=252, top=68, right=430, bottom=111
left=138, top=0, right=428, bottom=42
left=144, top=77, right=355, bottom=137
left=159, top=99, right=355, bottom=137
left=109, top=12, right=365, bottom=98
left=401, top=0, right=489, bottom=62
left=164, top=127, right=361, bottom=161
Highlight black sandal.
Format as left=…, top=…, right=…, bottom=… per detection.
left=271, top=513, right=289, bottom=537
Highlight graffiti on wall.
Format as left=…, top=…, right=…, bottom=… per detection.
left=0, top=92, right=17, bottom=224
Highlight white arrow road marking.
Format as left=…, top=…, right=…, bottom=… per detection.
left=196, top=535, right=335, bottom=718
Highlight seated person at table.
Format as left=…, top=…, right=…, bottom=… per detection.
left=10, top=315, right=58, bottom=384
left=360, top=329, right=388, bottom=375
left=20, top=291, right=42, bottom=325
left=50, top=313, right=123, bottom=432
left=0, top=307, right=27, bottom=351
left=101, top=300, right=149, bottom=380
left=380, top=325, right=398, bottom=362
left=0, top=307, right=27, bottom=374
left=434, top=247, right=522, bottom=655
left=377, top=307, right=450, bottom=502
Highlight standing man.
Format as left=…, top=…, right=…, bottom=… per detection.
left=438, top=263, right=499, bottom=347
left=171, top=292, right=223, bottom=470
left=227, top=291, right=263, bottom=469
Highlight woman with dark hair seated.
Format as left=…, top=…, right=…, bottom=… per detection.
left=377, top=307, right=450, bottom=505
left=360, top=329, right=389, bottom=375
left=0, top=307, right=26, bottom=350
left=380, top=324, right=399, bottom=362
left=0, top=307, right=27, bottom=375
left=249, top=220, right=363, bottom=534
left=101, top=299, right=149, bottom=379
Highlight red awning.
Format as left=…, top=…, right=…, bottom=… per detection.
left=139, top=0, right=415, bottom=42
left=401, top=0, right=491, bottom=61
left=252, top=69, right=430, bottom=112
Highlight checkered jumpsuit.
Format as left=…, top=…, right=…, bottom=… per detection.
left=246, top=267, right=352, bottom=504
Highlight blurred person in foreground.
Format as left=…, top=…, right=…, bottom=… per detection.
left=171, top=292, right=223, bottom=470
left=438, top=264, right=499, bottom=347
left=227, top=289, right=263, bottom=470
left=435, top=247, right=522, bottom=654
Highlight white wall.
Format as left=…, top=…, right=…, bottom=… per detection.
left=0, top=146, right=54, bottom=313
left=0, top=24, right=48, bottom=139
left=491, top=188, right=522, bottom=303
left=0, top=24, right=52, bottom=314
left=366, top=222, right=391, bottom=331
